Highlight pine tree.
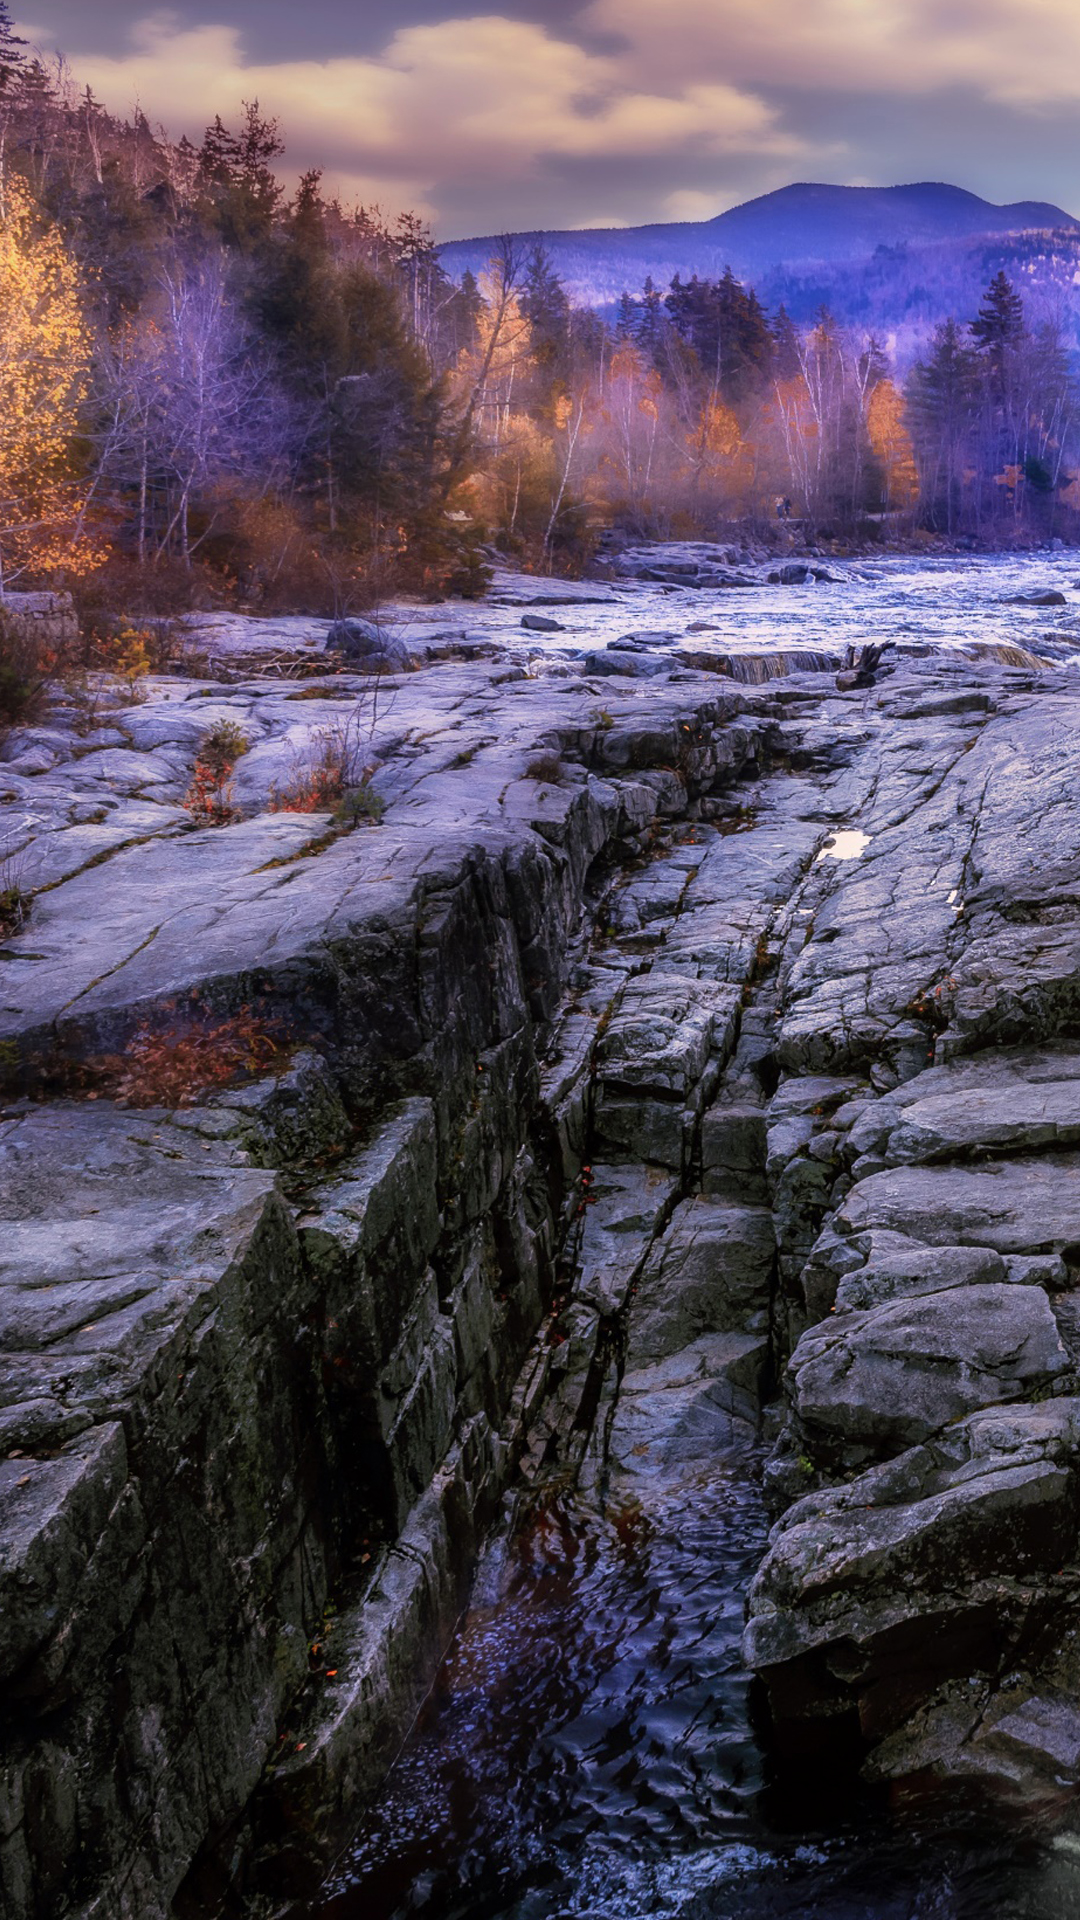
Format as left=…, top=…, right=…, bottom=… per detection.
left=0, top=1, right=25, bottom=89
left=638, top=276, right=663, bottom=360
left=771, top=305, right=801, bottom=382
left=970, top=270, right=1025, bottom=401
left=614, top=290, right=637, bottom=340
left=906, top=318, right=980, bottom=531
left=198, top=102, right=283, bottom=249
left=521, top=244, right=570, bottom=380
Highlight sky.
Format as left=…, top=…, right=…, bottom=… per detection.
left=17, top=2, right=1080, bottom=237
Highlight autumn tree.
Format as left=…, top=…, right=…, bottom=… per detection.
left=865, top=378, right=918, bottom=513
left=0, top=172, right=98, bottom=588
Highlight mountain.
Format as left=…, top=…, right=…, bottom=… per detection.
left=438, top=182, right=1080, bottom=357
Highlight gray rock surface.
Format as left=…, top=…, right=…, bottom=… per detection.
left=10, top=566, right=1080, bottom=1906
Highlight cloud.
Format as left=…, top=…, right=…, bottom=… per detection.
left=62, top=10, right=809, bottom=230
left=42, top=3, right=1080, bottom=237
left=586, top=0, right=1080, bottom=110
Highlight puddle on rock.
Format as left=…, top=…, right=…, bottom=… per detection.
left=814, top=830, right=870, bottom=863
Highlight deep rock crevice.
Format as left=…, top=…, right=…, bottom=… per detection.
left=8, top=644, right=1080, bottom=1914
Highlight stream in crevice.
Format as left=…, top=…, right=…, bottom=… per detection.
left=310, top=1435, right=1080, bottom=1920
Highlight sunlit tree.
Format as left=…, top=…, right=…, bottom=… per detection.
left=0, top=171, right=100, bottom=588
left=866, top=379, right=919, bottom=512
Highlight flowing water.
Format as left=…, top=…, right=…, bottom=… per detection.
left=400, top=548, right=1080, bottom=670
left=311, top=1443, right=1080, bottom=1920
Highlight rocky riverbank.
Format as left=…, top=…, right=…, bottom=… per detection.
left=6, top=581, right=1080, bottom=1916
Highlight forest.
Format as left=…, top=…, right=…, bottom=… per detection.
left=0, top=6, right=1077, bottom=637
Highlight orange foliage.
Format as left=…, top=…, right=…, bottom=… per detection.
left=111, top=1004, right=283, bottom=1108
left=184, top=757, right=240, bottom=825
left=0, top=175, right=106, bottom=586
left=867, top=379, right=919, bottom=510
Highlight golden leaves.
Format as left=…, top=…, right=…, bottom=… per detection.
left=0, top=172, right=101, bottom=584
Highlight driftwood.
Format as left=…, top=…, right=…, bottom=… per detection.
left=836, top=640, right=893, bottom=690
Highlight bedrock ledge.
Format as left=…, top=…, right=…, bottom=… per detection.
left=0, top=666, right=773, bottom=1920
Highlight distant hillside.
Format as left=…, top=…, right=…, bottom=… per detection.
left=438, top=181, right=1080, bottom=359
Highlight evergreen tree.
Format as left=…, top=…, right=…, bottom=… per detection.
left=0, top=1, right=25, bottom=89
left=197, top=102, right=284, bottom=250
left=615, top=290, right=637, bottom=340
left=970, top=269, right=1025, bottom=401
left=906, top=318, right=980, bottom=531
left=638, top=275, right=663, bottom=360
left=521, top=244, right=570, bottom=381
left=771, top=305, right=802, bottom=382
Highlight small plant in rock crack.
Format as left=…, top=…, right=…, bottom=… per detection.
left=333, top=774, right=385, bottom=826
left=105, top=1001, right=284, bottom=1108
left=270, top=712, right=383, bottom=825
left=524, top=751, right=566, bottom=786
left=0, top=845, right=30, bottom=938
left=184, top=720, right=249, bottom=826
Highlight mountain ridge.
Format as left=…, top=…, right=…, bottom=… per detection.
left=437, top=181, right=1080, bottom=358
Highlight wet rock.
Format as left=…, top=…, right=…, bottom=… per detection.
left=701, top=1102, right=769, bottom=1203
left=520, top=614, right=564, bottom=632
left=627, top=1198, right=775, bottom=1356
left=746, top=1399, right=1080, bottom=1737
left=1003, top=589, right=1067, bottom=606
left=582, top=648, right=669, bottom=677
left=838, top=1155, right=1080, bottom=1255
left=830, top=1231, right=1007, bottom=1312
left=608, top=1332, right=766, bottom=1479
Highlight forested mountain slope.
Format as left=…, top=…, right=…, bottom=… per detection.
left=439, top=182, right=1080, bottom=355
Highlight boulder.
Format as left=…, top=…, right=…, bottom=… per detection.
left=520, top=613, right=564, bottom=633
left=626, top=1197, right=775, bottom=1358
left=581, top=648, right=669, bottom=678
left=746, top=1400, right=1080, bottom=1742
left=788, top=1283, right=1070, bottom=1455
left=326, top=617, right=409, bottom=667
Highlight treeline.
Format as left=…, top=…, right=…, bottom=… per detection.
left=0, top=3, right=1076, bottom=621
left=0, top=12, right=491, bottom=612
left=452, top=241, right=1080, bottom=556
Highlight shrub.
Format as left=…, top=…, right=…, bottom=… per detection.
left=200, top=719, right=249, bottom=779
left=269, top=715, right=383, bottom=825
left=524, top=751, right=566, bottom=785
left=0, top=611, right=52, bottom=728
left=335, top=775, right=385, bottom=825
left=184, top=720, right=249, bottom=825
left=0, top=845, right=29, bottom=939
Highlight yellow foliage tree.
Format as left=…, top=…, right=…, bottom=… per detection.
left=686, top=397, right=753, bottom=507
left=0, top=172, right=101, bottom=589
left=866, top=378, right=919, bottom=511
